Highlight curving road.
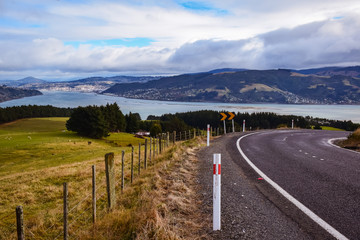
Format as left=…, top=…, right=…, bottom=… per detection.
left=237, top=130, right=360, bottom=240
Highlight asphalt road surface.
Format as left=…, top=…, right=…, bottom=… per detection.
left=238, top=130, right=360, bottom=240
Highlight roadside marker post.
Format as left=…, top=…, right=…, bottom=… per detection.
left=223, top=120, right=226, bottom=135
left=243, top=120, right=246, bottom=132
left=213, top=153, right=221, bottom=231
left=292, top=119, right=294, bottom=129
left=232, top=119, right=235, bottom=133
left=207, top=124, right=210, bottom=146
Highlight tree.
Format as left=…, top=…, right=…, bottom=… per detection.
left=163, top=117, right=188, bottom=132
left=150, top=123, right=162, bottom=137
left=101, top=103, right=126, bottom=132
left=66, top=106, right=109, bottom=138
left=125, top=112, right=140, bottom=133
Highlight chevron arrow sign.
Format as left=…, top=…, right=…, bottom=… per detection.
left=220, top=112, right=235, bottom=121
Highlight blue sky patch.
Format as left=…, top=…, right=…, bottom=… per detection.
left=178, top=1, right=228, bottom=15
left=65, top=38, right=155, bottom=48
left=0, top=17, right=44, bottom=29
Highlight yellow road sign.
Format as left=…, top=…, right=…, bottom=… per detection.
left=228, top=112, right=235, bottom=120
left=220, top=112, right=227, bottom=121
left=220, top=112, right=235, bottom=121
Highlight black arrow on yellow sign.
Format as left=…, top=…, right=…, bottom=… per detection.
left=220, top=112, right=235, bottom=121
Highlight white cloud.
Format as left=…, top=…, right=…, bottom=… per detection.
left=167, top=15, right=360, bottom=70
left=1, top=0, right=360, bottom=79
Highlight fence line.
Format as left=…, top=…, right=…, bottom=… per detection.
left=1, top=129, right=216, bottom=239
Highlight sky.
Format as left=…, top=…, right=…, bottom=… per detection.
left=1, top=0, right=360, bottom=80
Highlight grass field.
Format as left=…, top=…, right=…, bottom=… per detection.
left=0, top=117, right=145, bottom=178
left=320, top=126, right=344, bottom=131
left=0, top=117, right=151, bottom=239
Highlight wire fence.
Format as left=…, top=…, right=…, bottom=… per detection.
left=0, top=129, right=217, bottom=240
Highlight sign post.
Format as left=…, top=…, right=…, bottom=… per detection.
left=207, top=124, right=210, bottom=146
left=213, top=153, right=221, bottom=231
left=232, top=119, right=235, bottom=132
left=220, top=112, right=235, bottom=135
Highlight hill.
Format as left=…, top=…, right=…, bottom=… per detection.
left=294, top=66, right=360, bottom=78
left=0, top=85, right=42, bottom=103
left=1, top=75, right=159, bottom=93
left=103, top=69, right=360, bottom=104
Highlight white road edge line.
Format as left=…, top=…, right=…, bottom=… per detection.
left=328, top=137, right=360, bottom=155
left=236, top=132, right=349, bottom=240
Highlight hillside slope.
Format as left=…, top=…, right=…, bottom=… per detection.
left=103, top=69, right=360, bottom=104
left=0, top=85, right=42, bottom=103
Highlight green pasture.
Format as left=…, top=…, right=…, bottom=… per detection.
left=320, top=126, right=343, bottom=131
left=0, top=117, right=145, bottom=178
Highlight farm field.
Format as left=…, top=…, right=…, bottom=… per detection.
left=0, top=117, right=145, bottom=177
left=0, top=117, right=149, bottom=239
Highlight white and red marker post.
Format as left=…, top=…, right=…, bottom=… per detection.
left=242, top=119, right=246, bottom=132
left=213, top=153, right=221, bottom=231
left=207, top=124, right=210, bottom=146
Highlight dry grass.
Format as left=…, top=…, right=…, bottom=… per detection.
left=0, top=137, right=210, bottom=240
left=338, top=128, right=360, bottom=151
left=78, top=138, right=210, bottom=240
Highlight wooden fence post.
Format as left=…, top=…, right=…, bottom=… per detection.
left=173, top=131, right=176, bottom=144
left=149, top=138, right=152, bottom=164
left=138, top=143, right=141, bottom=175
left=159, top=135, right=162, bottom=154
left=180, top=131, right=182, bottom=141
left=194, top=128, right=196, bottom=139
left=166, top=132, right=170, bottom=147
left=153, top=138, right=156, bottom=159
left=121, top=151, right=125, bottom=193
left=144, top=139, right=147, bottom=169
left=16, top=206, right=24, bottom=240
left=63, top=182, right=68, bottom=240
left=157, top=138, right=159, bottom=155
left=131, top=146, right=134, bottom=184
left=92, top=165, right=96, bottom=225
left=105, top=152, right=116, bottom=210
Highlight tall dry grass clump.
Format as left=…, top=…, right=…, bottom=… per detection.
left=77, top=138, right=210, bottom=239
left=339, top=128, right=360, bottom=151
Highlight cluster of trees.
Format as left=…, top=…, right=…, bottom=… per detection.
left=148, top=110, right=360, bottom=131
left=0, top=105, right=72, bottom=124
left=66, top=103, right=127, bottom=138
left=149, top=111, right=309, bottom=130
left=65, top=104, right=162, bottom=138
left=306, top=117, right=359, bottom=131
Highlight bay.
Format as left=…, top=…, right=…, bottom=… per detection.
left=0, top=91, right=359, bottom=123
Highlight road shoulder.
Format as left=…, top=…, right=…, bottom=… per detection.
left=197, top=133, right=314, bottom=239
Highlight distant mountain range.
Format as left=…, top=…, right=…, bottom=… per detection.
left=0, top=76, right=160, bottom=93
left=0, top=85, right=42, bottom=103
left=1, top=66, right=360, bottom=104
left=103, top=67, right=360, bottom=104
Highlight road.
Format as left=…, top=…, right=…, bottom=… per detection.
left=237, top=130, right=360, bottom=240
